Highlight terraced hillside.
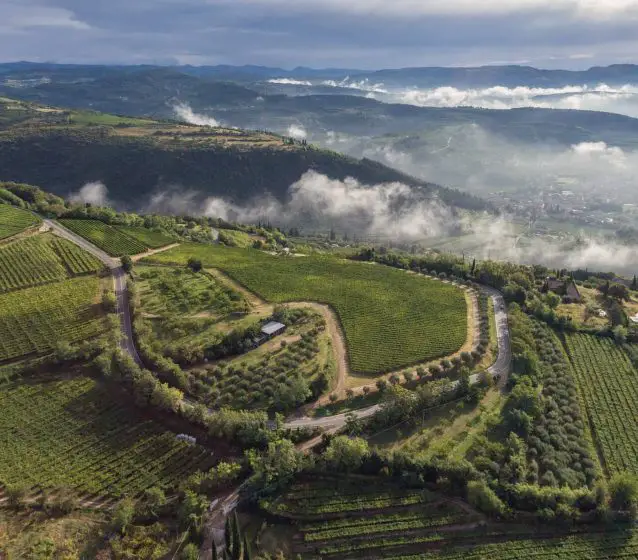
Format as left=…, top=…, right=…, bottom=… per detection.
left=143, top=244, right=468, bottom=374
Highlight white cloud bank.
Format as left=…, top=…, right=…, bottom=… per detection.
left=173, top=102, right=220, bottom=127
left=68, top=181, right=110, bottom=206
left=268, top=78, right=312, bottom=86
left=287, top=124, right=308, bottom=140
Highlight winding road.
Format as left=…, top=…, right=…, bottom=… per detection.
left=47, top=219, right=511, bottom=432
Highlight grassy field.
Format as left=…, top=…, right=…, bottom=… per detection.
left=115, top=225, right=175, bottom=249
left=564, top=333, right=638, bottom=475
left=0, top=234, right=103, bottom=293
left=58, top=219, right=147, bottom=256
left=0, top=376, right=214, bottom=498
left=0, top=204, right=40, bottom=240
left=144, top=244, right=468, bottom=374
left=136, top=265, right=247, bottom=316
left=0, top=276, right=104, bottom=361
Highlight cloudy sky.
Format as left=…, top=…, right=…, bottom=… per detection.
left=1, top=0, right=638, bottom=68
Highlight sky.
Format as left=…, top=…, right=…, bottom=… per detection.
left=1, top=0, right=638, bottom=69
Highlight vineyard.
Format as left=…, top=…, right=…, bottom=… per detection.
left=58, top=219, right=147, bottom=256
left=0, top=204, right=40, bottom=240
left=0, top=276, right=104, bottom=361
left=262, top=476, right=481, bottom=559
left=0, top=376, right=214, bottom=498
left=144, top=244, right=468, bottom=374
left=0, top=234, right=103, bottom=293
left=115, top=225, right=175, bottom=248
left=384, top=529, right=638, bottom=559
left=564, top=333, right=638, bottom=475
left=50, top=236, right=104, bottom=275
left=0, top=235, right=66, bottom=292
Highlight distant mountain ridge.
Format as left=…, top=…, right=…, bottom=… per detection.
left=2, top=61, right=638, bottom=87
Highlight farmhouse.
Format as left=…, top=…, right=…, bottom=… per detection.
left=542, top=277, right=582, bottom=303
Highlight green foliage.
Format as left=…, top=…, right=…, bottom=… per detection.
left=466, top=480, right=507, bottom=516
left=324, top=436, right=370, bottom=472
left=145, top=244, right=468, bottom=374
left=112, top=498, right=136, bottom=534
left=248, top=439, right=308, bottom=490
left=0, top=376, right=213, bottom=498
left=58, top=218, right=147, bottom=256
left=116, top=225, right=175, bottom=248
left=0, top=203, right=40, bottom=240
left=564, top=333, right=638, bottom=475
left=609, top=473, right=638, bottom=513
left=0, top=276, right=105, bottom=361
left=136, top=265, right=246, bottom=316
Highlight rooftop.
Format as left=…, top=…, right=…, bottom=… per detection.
left=261, top=321, right=286, bottom=336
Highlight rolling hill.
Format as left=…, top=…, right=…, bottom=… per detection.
left=0, top=97, right=489, bottom=212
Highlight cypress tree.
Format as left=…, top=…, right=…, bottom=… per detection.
left=231, top=512, right=242, bottom=560
left=224, top=516, right=233, bottom=557
left=243, top=534, right=252, bottom=560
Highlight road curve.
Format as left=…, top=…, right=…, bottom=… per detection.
left=283, top=287, right=511, bottom=430
left=46, top=219, right=143, bottom=363
left=47, top=218, right=512, bottom=432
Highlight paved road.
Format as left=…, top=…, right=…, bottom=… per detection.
left=283, top=287, right=511, bottom=430
left=46, top=219, right=143, bottom=363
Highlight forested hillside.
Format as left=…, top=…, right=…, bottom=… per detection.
left=0, top=98, right=489, bottom=211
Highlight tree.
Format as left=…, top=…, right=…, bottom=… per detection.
left=178, top=491, right=208, bottom=535
left=608, top=283, right=630, bottom=302
left=111, top=498, right=136, bottom=534
left=323, top=436, right=370, bottom=472
left=150, top=381, right=183, bottom=412
left=247, top=438, right=306, bottom=488
left=101, top=290, right=117, bottom=313
left=187, top=257, right=203, bottom=273
left=180, top=543, right=199, bottom=560
left=609, top=473, right=638, bottom=514
left=613, top=325, right=628, bottom=345
left=121, top=254, right=133, bottom=273
left=467, top=480, right=507, bottom=516
left=142, top=487, right=167, bottom=518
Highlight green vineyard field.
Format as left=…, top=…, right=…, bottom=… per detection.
left=386, top=530, right=638, bottom=559
left=0, top=376, right=214, bottom=498
left=116, top=225, right=175, bottom=249
left=564, top=333, right=638, bottom=475
left=58, top=219, right=147, bottom=256
left=0, top=234, right=103, bottom=293
left=0, top=235, right=67, bottom=292
left=0, top=276, right=105, bottom=361
left=144, top=244, right=468, bottom=374
left=0, top=204, right=40, bottom=240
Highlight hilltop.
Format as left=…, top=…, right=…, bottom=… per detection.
left=0, top=97, right=488, bottom=212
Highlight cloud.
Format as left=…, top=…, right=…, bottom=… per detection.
left=268, top=78, right=312, bottom=86
left=359, top=84, right=638, bottom=118
left=208, top=0, right=638, bottom=19
left=68, top=181, right=110, bottom=206
left=287, top=124, right=307, bottom=140
left=321, top=77, right=388, bottom=94
left=0, top=3, right=91, bottom=31
left=173, top=102, right=220, bottom=126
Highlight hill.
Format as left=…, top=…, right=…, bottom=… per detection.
left=0, top=98, right=489, bottom=212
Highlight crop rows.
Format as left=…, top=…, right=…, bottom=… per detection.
left=0, top=234, right=103, bottom=293
left=115, top=225, right=174, bottom=248
left=266, top=477, right=435, bottom=517
left=302, top=506, right=471, bottom=542
left=564, top=333, right=638, bottom=475
left=0, top=276, right=104, bottom=361
left=58, top=219, right=147, bottom=256
left=0, top=376, right=213, bottom=498
left=0, top=235, right=67, bottom=292
left=386, top=529, right=638, bottom=559
left=144, top=244, right=468, bottom=374
left=0, top=204, right=40, bottom=240
left=50, top=236, right=104, bottom=275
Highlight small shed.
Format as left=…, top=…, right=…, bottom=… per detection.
left=261, top=321, right=286, bottom=339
